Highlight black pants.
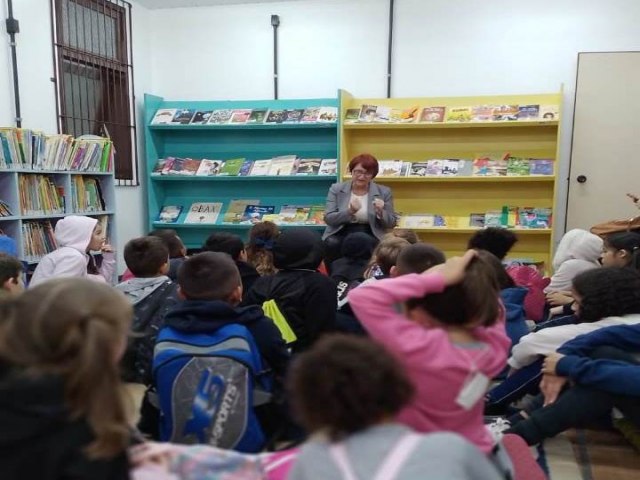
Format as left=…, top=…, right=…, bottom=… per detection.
left=507, top=347, right=640, bottom=445
left=323, top=224, right=377, bottom=272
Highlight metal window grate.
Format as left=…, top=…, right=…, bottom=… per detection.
left=51, top=0, right=138, bottom=185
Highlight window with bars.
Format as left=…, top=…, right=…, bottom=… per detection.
left=51, top=0, right=138, bottom=185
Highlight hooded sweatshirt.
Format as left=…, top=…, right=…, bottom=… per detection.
left=243, top=228, right=337, bottom=352
left=30, top=216, right=116, bottom=286
left=0, top=364, right=129, bottom=480
left=545, top=229, right=602, bottom=293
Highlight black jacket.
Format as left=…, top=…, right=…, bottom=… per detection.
left=0, top=365, right=129, bottom=480
left=163, top=300, right=290, bottom=380
left=236, top=260, right=260, bottom=301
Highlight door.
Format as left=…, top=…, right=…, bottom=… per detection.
left=566, top=52, right=640, bottom=230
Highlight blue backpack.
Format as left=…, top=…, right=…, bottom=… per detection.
left=152, top=323, right=271, bottom=453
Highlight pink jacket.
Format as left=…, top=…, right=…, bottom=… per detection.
left=348, top=273, right=510, bottom=454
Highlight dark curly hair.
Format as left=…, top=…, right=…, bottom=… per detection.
left=467, top=228, right=518, bottom=260
left=288, top=334, right=414, bottom=441
left=572, top=267, right=640, bottom=323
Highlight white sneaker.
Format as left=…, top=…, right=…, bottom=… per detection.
left=486, top=417, right=511, bottom=443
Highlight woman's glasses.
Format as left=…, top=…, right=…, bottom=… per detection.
left=352, top=169, right=373, bottom=178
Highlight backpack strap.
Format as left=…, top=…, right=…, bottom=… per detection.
left=328, top=443, right=359, bottom=480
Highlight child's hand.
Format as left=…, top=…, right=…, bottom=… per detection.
left=540, top=374, right=568, bottom=406
left=101, top=243, right=115, bottom=253
left=542, top=352, right=565, bottom=375
left=546, top=291, right=573, bottom=306
left=424, top=250, right=476, bottom=286
left=129, top=442, right=174, bottom=468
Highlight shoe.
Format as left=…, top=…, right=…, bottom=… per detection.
left=486, top=417, right=512, bottom=443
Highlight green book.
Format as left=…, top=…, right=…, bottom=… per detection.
left=218, top=157, right=245, bottom=176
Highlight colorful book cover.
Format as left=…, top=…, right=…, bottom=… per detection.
left=269, top=155, right=298, bottom=176
left=507, top=157, right=531, bottom=176
left=399, top=161, right=412, bottom=177
left=445, top=106, right=472, bottom=122
left=318, top=158, right=337, bottom=176
left=279, top=205, right=311, bottom=223
left=409, top=162, right=430, bottom=177
left=190, top=110, right=213, bottom=124
left=223, top=199, right=260, bottom=223
left=208, top=109, right=234, bottom=124
left=472, top=157, right=490, bottom=176
left=442, top=159, right=460, bottom=176
left=397, top=106, right=419, bottom=123
left=246, top=108, right=269, bottom=123
left=249, top=159, right=272, bottom=176
left=195, top=159, right=224, bottom=176
left=471, top=105, right=494, bottom=122
left=529, top=159, right=554, bottom=175
left=300, top=107, right=320, bottom=123
left=168, top=157, right=186, bottom=175
left=238, top=159, right=254, bottom=176
left=243, top=205, right=276, bottom=223
left=184, top=202, right=223, bottom=224
left=283, top=109, right=305, bottom=123
left=305, top=205, right=325, bottom=225
left=517, top=105, right=540, bottom=121
left=230, top=109, right=252, bottom=124
left=426, top=159, right=444, bottom=176
left=152, top=158, right=172, bottom=174
left=486, top=159, right=508, bottom=176
left=218, top=158, right=245, bottom=176
left=419, top=106, right=445, bottom=123
left=373, top=106, right=391, bottom=123
left=171, top=109, right=196, bottom=125
left=469, top=213, right=486, bottom=228
left=157, top=205, right=182, bottom=223
left=377, top=160, right=403, bottom=177
left=533, top=208, right=553, bottom=228
left=484, top=210, right=504, bottom=227
left=344, top=108, right=360, bottom=123
left=358, top=104, right=378, bottom=122
left=182, top=158, right=201, bottom=176
left=265, top=109, right=287, bottom=124
left=296, top=158, right=322, bottom=175
left=539, top=105, right=559, bottom=121
left=317, top=107, right=338, bottom=123
left=492, top=105, right=519, bottom=121
left=150, top=108, right=177, bottom=125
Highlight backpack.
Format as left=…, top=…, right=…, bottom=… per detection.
left=152, top=323, right=272, bottom=453
left=506, top=265, right=550, bottom=322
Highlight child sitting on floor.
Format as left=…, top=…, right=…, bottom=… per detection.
left=0, top=253, right=24, bottom=297
left=246, top=221, right=279, bottom=276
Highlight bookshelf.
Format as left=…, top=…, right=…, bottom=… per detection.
left=339, top=91, right=562, bottom=270
left=144, top=93, right=339, bottom=249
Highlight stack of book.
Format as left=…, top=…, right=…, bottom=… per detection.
left=344, top=104, right=559, bottom=124
left=152, top=156, right=337, bottom=177
left=399, top=206, right=552, bottom=230
left=71, top=176, right=106, bottom=213
left=18, top=175, right=65, bottom=216
left=151, top=106, right=338, bottom=126
left=22, top=220, right=57, bottom=262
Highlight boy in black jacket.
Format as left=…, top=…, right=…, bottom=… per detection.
left=244, top=228, right=337, bottom=353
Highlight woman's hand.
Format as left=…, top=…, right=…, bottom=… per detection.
left=540, top=374, right=568, bottom=406
left=546, top=291, right=573, bottom=306
left=424, top=250, right=477, bottom=286
left=349, top=197, right=362, bottom=214
left=373, top=197, right=384, bottom=216
left=542, top=352, right=565, bottom=375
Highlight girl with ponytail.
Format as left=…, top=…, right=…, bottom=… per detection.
left=0, top=278, right=133, bottom=480
left=600, top=231, right=640, bottom=271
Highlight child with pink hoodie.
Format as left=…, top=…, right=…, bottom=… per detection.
left=348, top=251, right=511, bottom=468
left=30, top=215, right=115, bottom=286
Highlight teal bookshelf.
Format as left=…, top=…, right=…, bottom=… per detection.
left=144, top=93, right=340, bottom=248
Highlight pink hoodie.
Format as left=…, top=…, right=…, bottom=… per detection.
left=348, top=273, right=510, bottom=454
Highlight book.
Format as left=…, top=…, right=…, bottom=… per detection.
left=471, top=105, right=494, bottom=122
left=150, top=108, right=177, bottom=125
left=208, top=109, right=233, bottom=124
left=247, top=108, right=269, bottom=123
left=195, top=159, right=224, bottom=176
left=317, top=106, right=338, bottom=123
left=167, top=157, right=186, bottom=175
left=486, top=159, right=508, bottom=176
left=223, top=199, right=260, bottom=223
left=171, top=109, right=196, bottom=125
left=184, top=202, right=223, bottom=224
left=243, top=204, right=276, bottom=223
left=507, top=157, right=530, bottom=176
left=344, top=109, right=361, bottom=123
left=373, top=106, right=391, bottom=123
left=230, top=109, right=252, bottom=124
left=152, top=158, right=173, bottom=175
left=318, top=158, right=337, bottom=176
left=269, top=155, right=298, bottom=176
left=419, top=106, right=445, bottom=123
left=445, top=106, right=472, bottom=122
left=238, top=159, right=254, bottom=176
left=484, top=210, right=503, bottom=227
left=190, top=110, right=213, bottom=124
left=249, top=159, right=272, bottom=176
left=539, top=105, right=559, bottom=121
left=279, top=205, right=311, bottom=223
left=409, top=162, right=430, bottom=177
left=377, top=160, right=403, bottom=177
left=262, top=214, right=281, bottom=223
left=358, top=104, right=378, bottom=122
left=469, top=213, right=486, bottom=228
left=394, top=106, right=419, bottom=123
left=529, top=159, right=554, bottom=175
left=399, top=214, right=435, bottom=228
left=265, top=109, right=287, bottom=124
left=426, top=159, right=444, bottom=176
left=300, top=107, right=320, bottom=123
left=218, top=157, right=245, bottom=176
left=442, top=159, right=459, bottom=176
left=457, top=159, right=473, bottom=176
left=472, top=157, right=490, bottom=176
left=182, top=158, right=201, bottom=176
left=305, top=205, right=325, bottom=225
left=517, top=105, right=540, bottom=121
left=296, top=158, right=322, bottom=175
left=283, top=109, right=305, bottom=123
left=492, top=105, right=519, bottom=121
left=399, top=161, right=412, bottom=177
left=157, top=205, right=182, bottom=223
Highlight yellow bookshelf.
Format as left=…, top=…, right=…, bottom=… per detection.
left=339, top=90, right=562, bottom=270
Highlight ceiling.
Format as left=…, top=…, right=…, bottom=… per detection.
left=135, top=0, right=308, bottom=9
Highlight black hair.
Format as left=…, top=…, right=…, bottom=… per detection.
left=202, top=232, right=244, bottom=261
left=604, top=232, right=640, bottom=270
left=340, top=232, right=376, bottom=260
left=0, top=253, right=23, bottom=285
left=467, top=228, right=518, bottom=260
left=123, top=237, right=169, bottom=277
left=395, top=243, right=445, bottom=275
left=177, top=252, right=240, bottom=301
left=475, top=249, right=515, bottom=289
left=572, top=267, right=640, bottom=323
left=148, top=229, right=186, bottom=259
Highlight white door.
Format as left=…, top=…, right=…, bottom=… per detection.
left=567, top=52, right=640, bottom=230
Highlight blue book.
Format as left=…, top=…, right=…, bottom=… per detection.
left=243, top=204, right=275, bottom=223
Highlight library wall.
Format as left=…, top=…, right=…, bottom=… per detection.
left=0, top=0, right=153, bottom=272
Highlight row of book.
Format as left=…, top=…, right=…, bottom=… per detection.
left=22, top=220, right=56, bottom=262
left=19, top=175, right=65, bottom=216
left=0, top=199, right=13, bottom=217
left=346, top=104, right=559, bottom=124
left=158, top=200, right=326, bottom=226
left=0, top=128, right=114, bottom=172
left=375, top=156, right=554, bottom=177
left=71, top=177, right=106, bottom=213
left=398, top=207, right=553, bottom=229
left=151, top=106, right=338, bottom=126
left=153, top=156, right=338, bottom=177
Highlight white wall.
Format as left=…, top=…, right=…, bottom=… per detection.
left=0, top=0, right=151, bottom=273
left=148, top=0, right=640, bottom=235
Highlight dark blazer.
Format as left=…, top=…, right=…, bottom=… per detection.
left=322, top=181, right=397, bottom=240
